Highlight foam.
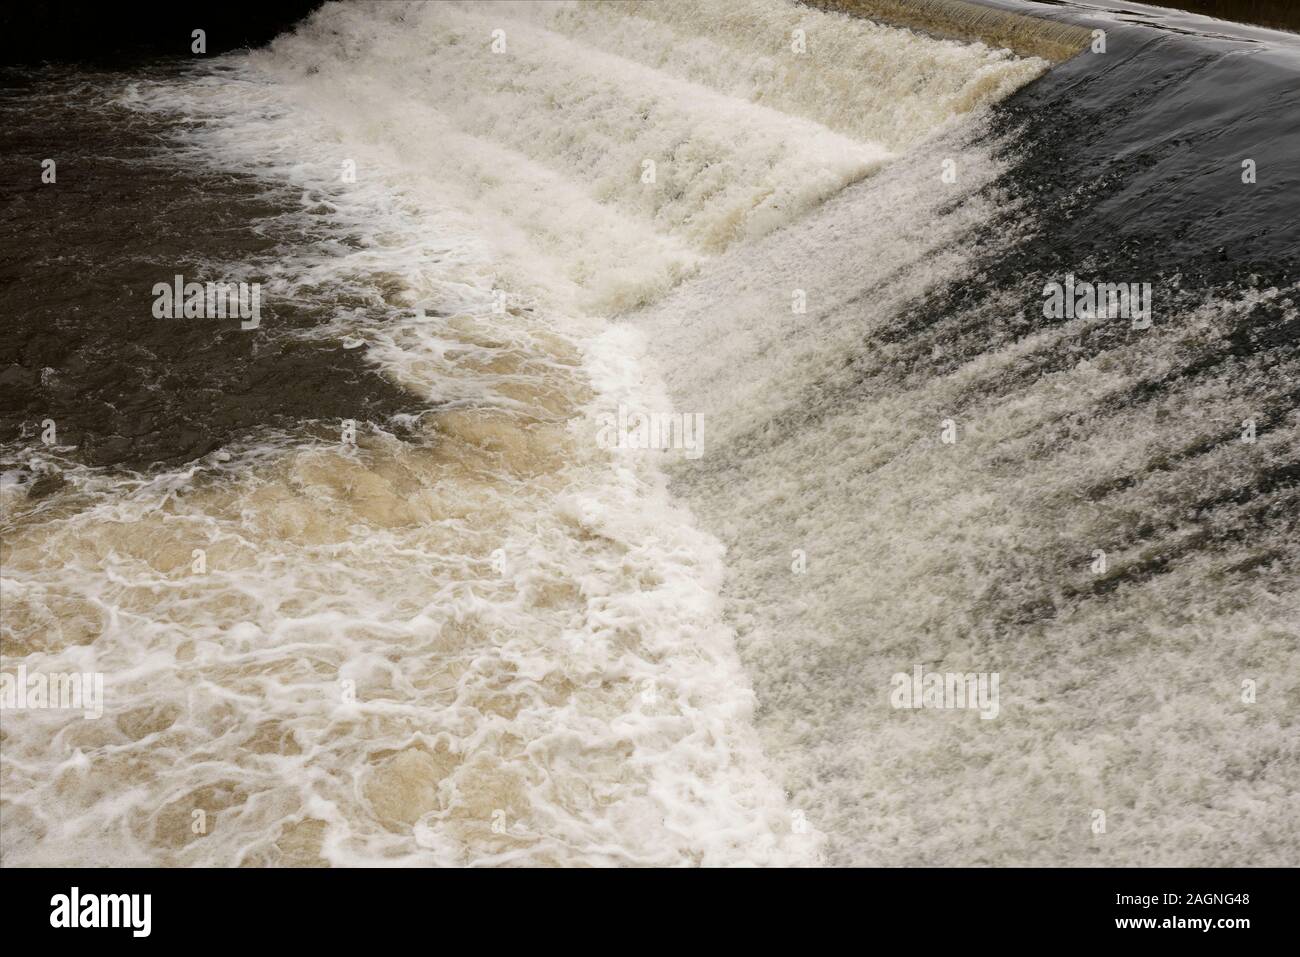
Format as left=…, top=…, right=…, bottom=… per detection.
left=629, top=115, right=1300, bottom=865
left=806, top=0, right=1093, bottom=62
left=1, top=0, right=1058, bottom=866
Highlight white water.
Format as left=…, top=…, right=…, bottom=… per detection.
left=636, top=204, right=1300, bottom=863
left=629, top=115, right=1300, bottom=865
left=1, top=0, right=1062, bottom=866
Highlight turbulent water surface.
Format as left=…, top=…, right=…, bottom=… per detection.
left=1, top=0, right=1297, bottom=867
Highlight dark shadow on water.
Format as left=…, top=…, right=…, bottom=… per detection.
left=1143, top=1, right=1300, bottom=34
left=0, top=63, right=424, bottom=474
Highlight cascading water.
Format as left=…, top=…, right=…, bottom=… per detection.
left=1, top=0, right=1295, bottom=868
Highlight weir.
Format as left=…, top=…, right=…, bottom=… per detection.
left=628, top=0, right=1298, bottom=866
left=803, top=0, right=1094, bottom=61
left=3, top=0, right=1294, bottom=870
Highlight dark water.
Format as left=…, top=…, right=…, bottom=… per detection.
left=1146, top=1, right=1300, bottom=33
left=0, top=2, right=323, bottom=64
left=0, top=63, right=421, bottom=478
left=918, top=0, right=1300, bottom=396
left=862, top=6, right=1300, bottom=605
